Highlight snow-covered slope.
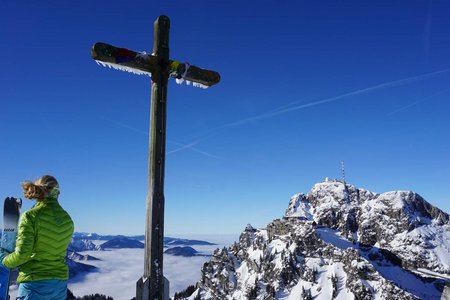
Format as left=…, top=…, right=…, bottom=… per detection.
left=180, top=180, right=450, bottom=300
left=295, top=180, right=450, bottom=274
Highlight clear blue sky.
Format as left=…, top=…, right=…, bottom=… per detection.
left=1, top=1, right=449, bottom=235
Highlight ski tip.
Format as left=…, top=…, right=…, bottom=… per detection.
left=3, top=197, right=22, bottom=210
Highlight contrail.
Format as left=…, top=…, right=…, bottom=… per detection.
left=251, top=68, right=450, bottom=119
left=100, top=116, right=149, bottom=135
left=100, top=116, right=218, bottom=158
left=386, top=88, right=450, bottom=116
left=103, top=68, right=450, bottom=156
left=204, top=68, right=450, bottom=133
left=266, top=96, right=311, bottom=114
left=166, top=140, right=200, bottom=154
left=167, top=138, right=220, bottom=159
left=386, top=100, right=422, bottom=116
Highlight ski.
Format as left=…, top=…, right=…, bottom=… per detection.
left=0, top=197, right=22, bottom=300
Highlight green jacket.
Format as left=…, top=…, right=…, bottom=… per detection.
left=2, top=197, right=74, bottom=283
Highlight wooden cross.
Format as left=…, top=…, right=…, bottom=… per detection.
left=91, top=15, right=220, bottom=300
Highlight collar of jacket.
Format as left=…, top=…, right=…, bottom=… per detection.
left=36, top=197, right=58, bottom=206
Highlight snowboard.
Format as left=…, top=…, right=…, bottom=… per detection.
left=0, top=197, right=22, bottom=300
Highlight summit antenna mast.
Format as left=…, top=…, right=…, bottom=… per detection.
left=342, top=160, right=346, bottom=184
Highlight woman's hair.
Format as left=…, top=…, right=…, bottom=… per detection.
left=21, top=175, right=59, bottom=200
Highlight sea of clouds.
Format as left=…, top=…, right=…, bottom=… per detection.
left=11, top=234, right=237, bottom=300
left=69, top=248, right=211, bottom=299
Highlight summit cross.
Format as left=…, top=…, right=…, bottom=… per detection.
left=90, top=15, right=220, bottom=300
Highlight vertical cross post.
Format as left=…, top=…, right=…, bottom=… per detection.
left=136, top=15, right=170, bottom=300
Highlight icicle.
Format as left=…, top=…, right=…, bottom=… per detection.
left=193, top=82, right=209, bottom=89
left=94, top=60, right=209, bottom=88
left=174, top=77, right=209, bottom=89
left=94, top=60, right=152, bottom=77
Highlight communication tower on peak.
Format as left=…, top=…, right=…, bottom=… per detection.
left=342, top=160, right=346, bottom=184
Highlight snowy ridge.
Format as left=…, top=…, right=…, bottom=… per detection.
left=68, top=238, right=101, bottom=252
left=179, top=180, right=450, bottom=300
left=188, top=220, right=423, bottom=299
left=285, top=194, right=313, bottom=220
left=302, top=180, right=450, bottom=274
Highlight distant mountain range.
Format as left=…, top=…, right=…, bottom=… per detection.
left=72, top=232, right=145, bottom=241
left=70, top=234, right=215, bottom=252
left=72, top=233, right=216, bottom=246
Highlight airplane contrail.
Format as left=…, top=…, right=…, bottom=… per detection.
left=100, top=116, right=218, bottom=158
left=100, top=116, right=148, bottom=135
left=204, top=67, right=450, bottom=133
left=247, top=68, right=450, bottom=121
left=386, top=88, right=450, bottom=116
left=167, top=138, right=220, bottom=159
left=102, top=68, right=450, bottom=157
left=266, top=96, right=311, bottom=114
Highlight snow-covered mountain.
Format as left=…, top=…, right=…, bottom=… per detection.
left=291, top=180, right=450, bottom=274
left=69, top=238, right=101, bottom=252
left=67, top=251, right=100, bottom=261
left=181, top=180, right=450, bottom=300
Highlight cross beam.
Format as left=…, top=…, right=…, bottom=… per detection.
left=91, top=43, right=220, bottom=88
left=91, top=15, right=220, bottom=300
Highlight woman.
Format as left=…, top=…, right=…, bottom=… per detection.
left=1, top=175, right=74, bottom=300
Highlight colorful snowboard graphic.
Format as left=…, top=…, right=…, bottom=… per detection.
left=0, top=197, right=21, bottom=300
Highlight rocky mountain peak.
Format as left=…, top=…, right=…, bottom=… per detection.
left=181, top=180, right=450, bottom=300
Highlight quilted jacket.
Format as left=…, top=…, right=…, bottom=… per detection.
left=2, top=197, right=74, bottom=283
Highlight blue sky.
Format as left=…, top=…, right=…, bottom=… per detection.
left=1, top=1, right=449, bottom=235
